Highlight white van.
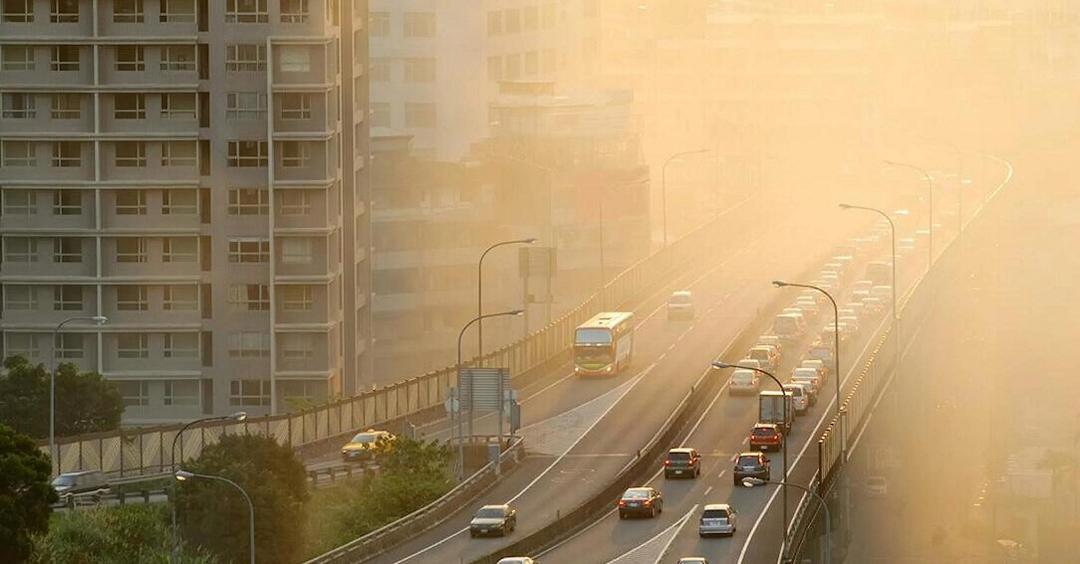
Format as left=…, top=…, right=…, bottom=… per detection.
left=773, top=313, right=805, bottom=341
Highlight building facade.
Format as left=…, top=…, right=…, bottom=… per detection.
left=0, top=0, right=371, bottom=423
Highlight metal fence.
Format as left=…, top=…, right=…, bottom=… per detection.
left=45, top=197, right=761, bottom=477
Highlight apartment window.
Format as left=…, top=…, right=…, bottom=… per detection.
left=115, top=190, right=147, bottom=215
left=227, top=141, right=268, bottom=167
left=226, top=92, right=267, bottom=120
left=114, top=0, right=143, bottom=23
left=162, top=189, right=196, bottom=214
left=227, top=188, right=268, bottom=215
left=226, top=0, right=267, bottom=23
left=53, top=285, right=83, bottom=311
left=403, top=11, right=435, bottom=37
left=162, top=237, right=197, bottom=262
left=525, top=5, right=539, bottom=30
left=161, top=141, right=196, bottom=167
left=118, top=381, right=149, bottom=407
left=2, top=0, right=32, bottom=22
left=280, top=0, right=307, bottom=23
left=163, top=334, right=198, bottom=359
left=280, top=333, right=313, bottom=360
left=55, top=333, right=84, bottom=359
left=369, top=11, right=389, bottom=36
left=53, top=190, right=81, bottom=215
left=225, top=44, right=266, bottom=72
left=278, top=190, right=310, bottom=215
left=53, top=237, right=82, bottom=263
left=164, top=380, right=198, bottom=405
left=279, top=46, right=310, bottom=73
left=280, top=93, right=311, bottom=120
left=3, top=190, right=36, bottom=215
left=2, top=141, right=35, bottom=166
left=404, top=103, right=436, bottom=128
left=51, top=94, right=80, bottom=119
left=369, top=58, right=390, bottom=82
left=487, top=11, right=501, bottom=35
left=115, top=46, right=145, bottom=71
left=159, top=0, right=194, bottom=22
left=229, top=284, right=269, bottom=310
left=3, top=238, right=37, bottom=262
left=7, top=334, right=42, bottom=359
left=160, top=46, right=195, bottom=71
left=487, top=56, right=502, bottom=81
left=542, top=3, right=555, bottom=27
left=404, top=58, right=435, bottom=83
left=115, top=141, right=147, bottom=168
left=504, top=8, right=520, bottom=33
left=505, top=54, right=520, bottom=79
left=229, top=379, right=270, bottom=406
left=2, top=93, right=36, bottom=119
left=280, top=238, right=312, bottom=264
left=163, top=285, right=197, bottom=310
left=116, top=285, right=149, bottom=311
left=370, top=102, right=390, bottom=127
left=49, top=0, right=80, bottom=23
left=2, top=46, right=34, bottom=70
left=161, top=93, right=196, bottom=119
left=228, top=239, right=269, bottom=263
left=51, top=46, right=80, bottom=71
left=5, top=286, right=37, bottom=310
left=542, top=48, right=556, bottom=73
left=281, top=285, right=312, bottom=311
left=114, top=94, right=146, bottom=119
left=279, top=141, right=309, bottom=168
left=116, top=237, right=148, bottom=263
left=52, top=141, right=80, bottom=167
left=228, top=332, right=270, bottom=358
left=524, top=51, right=538, bottom=76
left=117, top=334, right=149, bottom=359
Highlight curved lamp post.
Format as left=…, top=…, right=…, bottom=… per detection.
left=712, top=360, right=789, bottom=557
left=742, top=477, right=832, bottom=564
left=50, top=315, right=108, bottom=474
left=838, top=204, right=898, bottom=322
left=661, top=149, right=711, bottom=247
left=478, top=238, right=536, bottom=365
left=883, top=159, right=934, bottom=268
left=174, top=470, right=256, bottom=564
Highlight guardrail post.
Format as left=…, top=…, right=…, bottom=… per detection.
left=143, top=489, right=150, bottom=504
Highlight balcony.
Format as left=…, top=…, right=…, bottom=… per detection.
left=274, top=140, right=332, bottom=183
left=101, top=92, right=198, bottom=135
left=274, top=282, right=335, bottom=326
left=99, top=0, right=197, bottom=37
left=275, top=330, right=332, bottom=375
left=0, top=283, right=101, bottom=326
left=0, top=189, right=96, bottom=231
left=0, top=141, right=94, bottom=183
left=0, top=93, right=95, bottom=136
left=100, top=283, right=201, bottom=326
left=100, top=140, right=199, bottom=183
left=98, top=44, right=199, bottom=87
left=101, top=189, right=201, bottom=232
left=0, top=236, right=97, bottom=279
left=275, top=234, right=331, bottom=278
left=273, top=187, right=336, bottom=231
left=0, top=0, right=94, bottom=37
left=272, top=92, right=331, bottom=134
left=101, top=331, right=201, bottom=375
left=100, top=236, right=200, bottom=280
left=271, top=43, right=330, bottom=87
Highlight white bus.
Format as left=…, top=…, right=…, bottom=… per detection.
left=574, top=311, right=635, bottom=376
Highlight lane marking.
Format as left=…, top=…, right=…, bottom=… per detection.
left=704, top=486, right=714, bottom=496
left=718, top=470, right=727, bottom=480
left=652, top=505, right=699, bottom=564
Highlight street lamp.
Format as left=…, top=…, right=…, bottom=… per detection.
left=50, top=315, right=107, bottom=474
left=883, top=160, right=934, bottom=268
left=741, top=477, right=832, bottom=564
left=712, top=360, right=788, bottom=556
left=478, top=238, right=537, bottom=365
left=171, top=412, right=247, bottom=563
left=456, top=309, right=525, bottom=479
left=661, top=149, right=711, bottom=248
left=174, top=470, right=256, bottom=564
left=839, top=204, right=898, bottom=322
left=772, top=281, right=841, bottom=425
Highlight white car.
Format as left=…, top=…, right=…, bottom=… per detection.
left=839, top=315, right=860, bottom=333
left=862, top=296, right=886, bottom=315
left=898, top=237, right=917, bottom=255
left=795, top=297, right=820, bottom=315
left=729, top=369, right=760, bottom=395
left=755, top=337, right=783, bottom=358
left=800, top=359, right=827, bottom=379
left=843, top=302, right=866, bottom=319
left=667, top=291, right=695, bottom=320
left=791, top=367, right=821, bottom=394
left=871, top=285, right=892, bottom=300
left=783, top=384, right=809, bottom=414
left=748, top=346, right=779, bottom=371
left=773, top=313, right=806, bottom=341
left=497, top=559, right=536, bottom=564
left=698, top=503, right=737, bottom=537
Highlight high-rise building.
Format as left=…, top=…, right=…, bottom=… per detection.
left=0, top=0, right=371, bottom=423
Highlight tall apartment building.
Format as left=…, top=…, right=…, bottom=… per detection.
left=0, top=0, right=371, bottom=424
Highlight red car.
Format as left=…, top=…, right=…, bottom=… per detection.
left=749, top=423, right=784, bottom=452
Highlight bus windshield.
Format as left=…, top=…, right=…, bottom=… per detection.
left=575, top=328, right=612, bottom=345
left=575, top=347, right=613, bottom=364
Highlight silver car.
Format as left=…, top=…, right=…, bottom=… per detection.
left=698, top=503, right=737, bottom=537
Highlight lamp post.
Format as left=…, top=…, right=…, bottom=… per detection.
left=171, top=412, right=247, bottom=563
left=839, top=204, right=897, bottom=322
left=741, top=477, right=833, bottom=564
left=772, top=280, right=841, bottom=419
left=174, top=470, right=256, bottom=564
left=712, top=361, right=788, bottom=557
left=661, top=149, right=710, bottom=248
left=50, top=315, right=107, bottom=474
left=456, top=309, right=525, bottom=479
left=883, top=160, right=934, bottom=268
left=478, top=238, right=536, bottom=365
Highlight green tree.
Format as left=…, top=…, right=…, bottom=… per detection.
left=30, top=504, right=215, bottom=564
left=0, top=424, right=56, bottom=563
left=0, top=356, right=123, bottom=439
left=176, top=434, right=309, bottom=564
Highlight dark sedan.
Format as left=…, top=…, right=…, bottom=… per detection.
left=470, top=504, right=517, bottom=537
left=618, top=487, right=663, bottom=519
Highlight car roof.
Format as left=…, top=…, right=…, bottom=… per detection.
left=703, top=503, right=732, bottom=511
left=480, top=504, right=509, bottom=510
left=668, top=447, right=694, bottom=454
left=753, top=422, right=778, bottom=429
left=58, top=470, right=100, bottom=477
left=672, top=290, right=692, bottom=297
left=738, top=451, right=765, bottom=457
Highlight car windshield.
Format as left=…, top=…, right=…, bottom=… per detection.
left=623, top=489, right=650, bottom=499
left=52, top=475, right=76, bottom=486
left=738, top=455, right=760, bottom=466
left=351, top=433, right=377, bottom=443
left=670, top=293, right=691, bottom=304
left=575, top=328, right=612, bottom=345
left=668, top=451, right=690, bottom=460
left=702, top=508, right=729, bottom=518
left=476, top=507, right=505, bottom=518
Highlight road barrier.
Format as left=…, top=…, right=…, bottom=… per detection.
left=42, top=197, right=762, bottom=477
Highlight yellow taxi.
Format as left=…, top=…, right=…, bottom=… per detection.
left=340, top=429, right=394, bottom=462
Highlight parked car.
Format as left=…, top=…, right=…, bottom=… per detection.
left=470, top=504, right=517, bottom=537
left=341, top=429, right=394, bottom=462
left=732, top=451, right=771, bottom=484
left=749, top=423, right=784, bottom=452
left=698, top=504, right=737, bottom=537
left=667, top=291, right=695, bottom=320
left=618, top=487, right=663, bottom=519
left=664, top=448, right=702, bottom=479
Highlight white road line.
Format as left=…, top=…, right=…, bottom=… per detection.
left=652, top=505, right=699, bottom=564
left=741, top=436, right=749, bottom=445
left=704, top=486, right=714, bottom=496
left=718, top=470, right=727, bottom=479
